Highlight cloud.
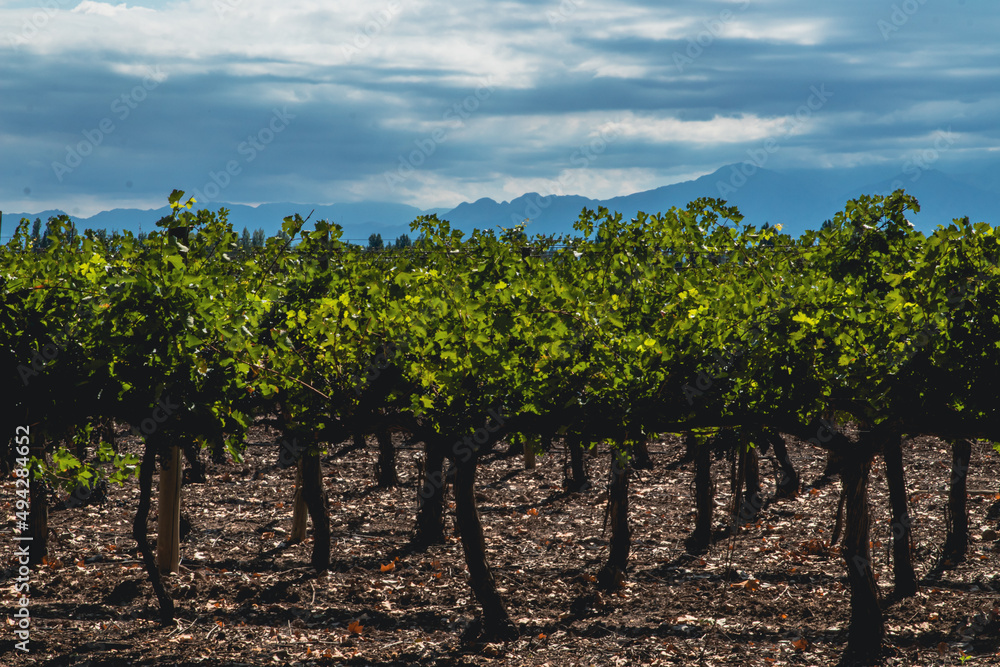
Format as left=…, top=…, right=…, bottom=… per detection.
left=1, top=0, right=999, bottom=218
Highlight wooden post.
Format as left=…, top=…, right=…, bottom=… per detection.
left=157, top=445, right=182, bottom=575
left=289, top=459, right=308, bottom=543
left=524, top=437, right=536, bottom=470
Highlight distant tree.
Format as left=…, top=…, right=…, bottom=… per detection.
left=137, top=231, right=148, bottom=244
left=276, top=229, right=291, bottom=243
left=251, top=228, right=266, bottom=249
left=240, top=227, right=252, bottom=252
left=393, top=233, right=412, bottom=250
left=40, top=218, right=56, bottom=249
left=38, top=216, right=78, bottom=248
left=367, top=233, right=384, bottom=251
left=31, top=218, right=41, bottom=247
left=109, top=230, right=124, bottom=254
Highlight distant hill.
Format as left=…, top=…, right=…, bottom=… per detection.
left=6, top=163, right=997, bottom=242
left=442, top=165, right=999, bottom=238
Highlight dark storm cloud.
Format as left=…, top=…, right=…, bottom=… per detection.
left=1, top=0, right=998, bottom=215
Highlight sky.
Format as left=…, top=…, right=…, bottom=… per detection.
left=1, top=0, right=998, bottom=219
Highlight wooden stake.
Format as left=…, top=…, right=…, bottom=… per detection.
left=290, top=459, right=308, bottom=542
left=524, top=437, right=536, bottom=470
left=157, top=445, right=182, bottom=575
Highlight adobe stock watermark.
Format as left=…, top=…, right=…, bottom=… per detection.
left=341, top=1, right=404, bottom=61
left=383, top=77, right=496, bottom=192
left=17, top=325, right=72, bottom=386
left=5, top=0, right=73, bottom=51
left=277, top=436, right=305, bottom=468
left=51, top=66, right=167, bottom=183
left=190, top=107, right=296, bottom=203
left=682, top=340, right=753, bottom=406
left=418, top=408, right=506, bottom=499
left=508, top=119, right=623, bottom=226
left=214, top=0, right=246, bottom=19
left=716, top=84, right=833, bottom=196
left=673, top=0, right=751, bottom=72
left=12, top=425, right=32, bottom=652
left=547, top=0, right=584, bottom=27
left=127, top=396, right=181, bottom=438
left=877, top=0, right=930, bottom=41
left=17, top=300, right=97, bottom=386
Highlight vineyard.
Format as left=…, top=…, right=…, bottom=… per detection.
left=2, top=190, right=1000, bottom=666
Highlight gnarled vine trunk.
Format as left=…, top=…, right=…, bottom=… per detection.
left=375, top=428, right=399, bottom=487
left=883, top=432, right=916, bottom=596
left=733, top=442, right=762, bottom=531
left=632, top=435, right=653, bottom=470
left=415, top=439, right=446, bottom=547
left=942, top=438, right=971, bottom=562
left=768, top=430, right=799, bottom=497
left=134, top=437, right=174, bottom=623
left=687, top=434, right=714, bottom=553
left=453, top=452, right=516, bottom=639
left=300, top=446, right=330, bottom=571
left=565, top=434, right=589, bottom=491
left=841, top=445, right=884, bottom=662
left=597, top=447, right=631, bottom=589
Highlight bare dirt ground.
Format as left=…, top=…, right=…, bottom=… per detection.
left=3, top=425, right=1000, bottom=666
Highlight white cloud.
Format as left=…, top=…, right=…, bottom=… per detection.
left=607, top=112, right=793, bottom=145
left=725, top=18, right=830, bottom=45
left=72, top=2, right=151, bottom=17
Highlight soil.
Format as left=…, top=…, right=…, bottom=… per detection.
left=3, top=424, right=1000, bottom=666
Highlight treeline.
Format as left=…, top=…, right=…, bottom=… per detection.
left=16, top=214, right=416, bottom=253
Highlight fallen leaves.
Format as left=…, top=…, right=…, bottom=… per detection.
left=13, top=430, right=1000, bottom=667
left=730, top=578, right=760, bottom=592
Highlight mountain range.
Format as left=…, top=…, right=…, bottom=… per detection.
left=5, top=163, right=998, bottom=243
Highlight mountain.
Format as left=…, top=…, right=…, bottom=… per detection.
left=6, top=163, right=997, bottom=243
left=442, top=165, right=999, bottom=238
left=838, top=170, right=999, bottom=229
left=436, top=167, right=823, bottom=238
left=444, top=194, right=601, bottom=237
